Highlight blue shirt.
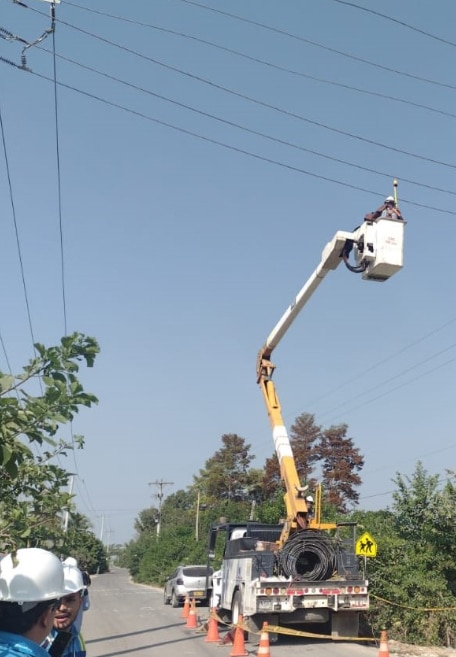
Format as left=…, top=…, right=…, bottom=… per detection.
left=45, top=627, right=85, bottom=657
left=0, top=630, right=50, bottom=657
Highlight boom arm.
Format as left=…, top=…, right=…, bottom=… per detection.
left=257, top=217, right=405, bottom=545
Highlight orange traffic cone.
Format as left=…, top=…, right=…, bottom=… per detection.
left=257, top=622, right=271, bottom=657
left=378, top=629, right=390, bottom=657
left=205, top=608, right=221, bottom=643
left=230, top=615, right=248, bottom=657
left=181, top=595, right=190, bottom=619
left=185, top=598, right=198, bottom=629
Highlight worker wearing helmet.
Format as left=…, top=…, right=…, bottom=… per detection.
left=0, top=548, right=72, bottom=657
left=305, top=495, right=315, bottom=520
left=364, top=195, right=403, bottom=222
left=61, top=558, right=90, bottom=634
left=45, top=560, right=86, bottom=657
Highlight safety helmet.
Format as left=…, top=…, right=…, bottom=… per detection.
left=0, top=548, right=72, bottom=604
left=306, top=495, right=314, bottom=503
left=385, top=196, right=395, bottom=203
left=62, top=560, right=84, bottom=593
left=63, top=557, right=78, bottom=568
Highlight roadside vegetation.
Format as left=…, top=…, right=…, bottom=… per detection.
left=0, top=333, right=107, bottom=573
left=120, top=418, right=456, bottom=648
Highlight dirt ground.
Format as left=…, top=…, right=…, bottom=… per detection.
left=388, top=640, right=456, bottom=657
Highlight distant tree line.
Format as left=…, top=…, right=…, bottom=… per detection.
left=121, top=417, right=456, bottom=648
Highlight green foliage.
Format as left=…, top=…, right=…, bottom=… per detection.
left=0, top=333, right=99, bottom=550
left=61, top=512, right=108, bottom=574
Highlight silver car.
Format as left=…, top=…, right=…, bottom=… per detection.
left=163, top=564, right=213, bottom=607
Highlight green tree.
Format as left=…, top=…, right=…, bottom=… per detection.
left=0, top=333, right=99, bottom=550
left=134, top=507, right=159, bottom=536
left=319, top=422, right=364, bottom=511
left=193, top=433, right=255, bottom=503
left=61, top=512, right=108, bottom=574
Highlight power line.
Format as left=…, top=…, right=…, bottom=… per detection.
left=0, top=101, right=38, bottom=349
left=35, top=18, right=456, bottom=172
left=35, top=47, right=456, bottom=200
left=51, top=22, right=67, bottom=335
left=59, top=2, right=456, bottom=122
left=305, top=316, right=456, bottom=409
left=12, top=4, right=456, bottom=175
left=2, top=62, right=452, bottom=216
left=176, top=0, right=456, bottom=91
left=328, top=0, right=456, bottom=49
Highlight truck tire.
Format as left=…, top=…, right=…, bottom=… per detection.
left=171, top=590, right=180, bottom=608
left=231, top=590, right=243, bottom=625
left=331, top=611, right=359, bottom=638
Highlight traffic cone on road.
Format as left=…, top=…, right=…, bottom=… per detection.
left=230, top=615, right=248, bottom=657
left=205, top=608, right=220, bottom=643
left=378, top=629, right=390, bottom=657
left=181, top=595, right=190, bottom=619
left=257, top=622, right=271, bottom=657
left=185, top=598, right=198, bottom=629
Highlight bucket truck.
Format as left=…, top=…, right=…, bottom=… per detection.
left=208, top=208, right=405, bottom=639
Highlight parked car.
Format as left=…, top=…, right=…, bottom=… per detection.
left=163, top=564, right=213, bottom=607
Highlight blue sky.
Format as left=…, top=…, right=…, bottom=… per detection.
left=1, top=0, right=455, bottom=545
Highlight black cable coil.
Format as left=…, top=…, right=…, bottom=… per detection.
left=277, top=530, right=337, bottom=581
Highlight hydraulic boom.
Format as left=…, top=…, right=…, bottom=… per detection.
left=257, top=215, right=405, bottom=545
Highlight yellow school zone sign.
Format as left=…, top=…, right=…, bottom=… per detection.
left=355, top=532, right=377, bottom=558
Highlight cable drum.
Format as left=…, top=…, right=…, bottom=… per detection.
left=277, top=530, right=337, bottom=581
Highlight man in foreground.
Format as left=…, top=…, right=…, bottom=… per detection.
left=0, top=547, right=71, bottom=657
left=46, top=560, right=86, bottom=657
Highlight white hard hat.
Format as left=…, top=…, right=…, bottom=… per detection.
left=0, top=548, right=72, bottom=604
left=63, top=561, right=84, bottom=593
left=306, top=495, right=314, bottom=503
left=385, top=196, right=395, bottom=202
left=63, top=557, right=78, bottom=568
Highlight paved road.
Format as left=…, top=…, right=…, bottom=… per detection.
left=82, top=567, right=378, bottom=657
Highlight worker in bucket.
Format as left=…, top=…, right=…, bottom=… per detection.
left=0, top=547, right=73, bottom=657
left=306, top=495, right=315, bottom=520
left=364, top=195, right=403, bottom=222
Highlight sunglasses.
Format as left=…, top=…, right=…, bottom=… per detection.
left=49, top=599, right=62, bottom=611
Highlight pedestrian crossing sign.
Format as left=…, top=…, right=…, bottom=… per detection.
left=355, top=532, right=377, bottom=557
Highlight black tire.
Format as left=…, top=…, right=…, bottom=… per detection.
left=171, top=590, right=180, bottom=608
left=231, top=590, right=242, bottom=625
left=163, top=589, right=170, bottom=605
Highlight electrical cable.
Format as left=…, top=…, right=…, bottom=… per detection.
left=277, top=530, right=336, bottom=580
left=36, top=46, right=456, bottom=200
left=0, top=102, right=38, bottom=350
left=2, top=62, right=454, bottom=217
left=176, top=0, right=456, bottom=91
left=328, top=0, right=456, bottom=49
left=31, top=18, right=456, bottom=173
left=10, top=5, right=456, bottom=174
left=53, top=3, right=456, bottom=122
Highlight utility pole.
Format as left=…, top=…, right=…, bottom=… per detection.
left=149, top=479, right=173, bottom=539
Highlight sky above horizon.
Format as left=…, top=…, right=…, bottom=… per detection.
left=1, top=0, right=456, bottom=546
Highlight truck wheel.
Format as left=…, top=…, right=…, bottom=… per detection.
left=171, top=590, right=180, bottom=608
left=231, top=590, right=243, bottom=625
left=331, top=611, right=359, bottom=638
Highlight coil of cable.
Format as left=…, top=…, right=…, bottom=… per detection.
left=277, top=530, right=336, bottom=581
